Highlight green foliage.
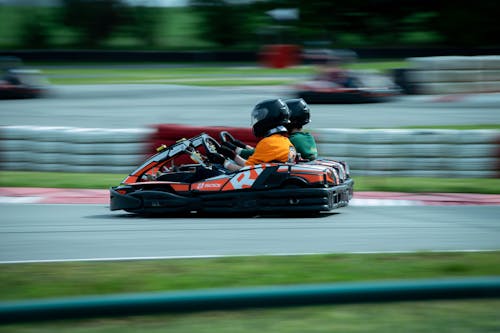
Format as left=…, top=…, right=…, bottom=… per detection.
left=431, top=0, right=500, bottom=47
left=1, top=171, right=499, bottom=194
left=19, top=11, right=50, bottom=48
left=59, top=0, right=130, bottom=47
left=120, top=5, right=162, bottom=47
left=1, top=2, right=499, bottom=50
left=189, top=0, right=255, bottom=47
left=57, top=0, right=161, bottom=48
left=298, top=0, right=441, bottom=47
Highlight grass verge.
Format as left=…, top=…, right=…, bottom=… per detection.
left=34, top=60, right=407, bottom=85
left=1, top=252, right=499, bottom=332
left=2, top=300, right=500, bottom=333
left=1, top=171, right=499, bottom=194
left=2, top=252, right=500, bottom=301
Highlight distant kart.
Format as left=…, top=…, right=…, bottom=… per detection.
left=0, top=56, right=49, bottom=99
left=295, top=70, right=400, bottom=104
left=110, top=132, right=353, bottom=215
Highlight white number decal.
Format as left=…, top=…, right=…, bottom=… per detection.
left=229, top=168, right=264, bottom=189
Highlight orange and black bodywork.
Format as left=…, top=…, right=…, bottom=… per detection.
left=110, top=133, right=353, bottom=215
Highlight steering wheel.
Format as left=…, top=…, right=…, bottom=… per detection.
left=201, top=135, right=223, bottom=164
left=202, top=135, right=221, bottom=154
left=219, top=131, right=236, bottom=143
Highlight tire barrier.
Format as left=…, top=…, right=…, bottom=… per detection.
left=402, top=56, right=500, bottom=94
left=0, top=126, right=153, bottom=174
left=1, top=126, right=498, bottom=177
left=314, top=128, right=500, bottom=178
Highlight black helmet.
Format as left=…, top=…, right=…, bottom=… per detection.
left=251, top=98, right=290, bottom=137
left=285, top=98, right=310, bottom=128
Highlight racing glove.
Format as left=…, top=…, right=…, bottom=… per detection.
left=231, top=139, right=247, bottom=149
left=218, top=146, right=237, bottom=160
left=207, top=152, right=226, bottom=165
left=222, top=141, right=237, bottom=151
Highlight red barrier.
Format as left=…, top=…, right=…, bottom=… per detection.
left=260, top=44, right=301, bottom=69
left=148, top=124, right=257, bottom=154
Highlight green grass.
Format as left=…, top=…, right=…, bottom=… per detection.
left=2, top=252, right=500, bottom=301
left=2, top=300, right=500, bottom=333
left=1, top=171, right=499, bottom=194
left=49, top=77, right=298, bottom=86
left=353, top=176, right=500, bottom=194
left=38, top=65, right=312, bottom=85
left=1, top=252, right=499, bottom=332
left=345, top=59, right=409, bottom=72
left=36, top=61, right=408, bottom=85
left=0, top=171, right=123, bottom=189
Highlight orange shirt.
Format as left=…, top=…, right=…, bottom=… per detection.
left=245, top=134, right=296, bottom=166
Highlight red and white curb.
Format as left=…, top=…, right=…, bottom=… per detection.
left=1, top=188, right=500, bottom=206
left=0, top=188, right=107, bottom=204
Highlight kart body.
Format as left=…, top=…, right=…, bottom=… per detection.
left=0, top=57, right=49, bottom=99
left=110, top=133, right=353, bottom=215
left=295, top=70, right=400, bottom=104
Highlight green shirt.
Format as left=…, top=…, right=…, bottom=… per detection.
left=289, top=132, right=318, bottom=160
left=239, top=132, right=317, bottom=161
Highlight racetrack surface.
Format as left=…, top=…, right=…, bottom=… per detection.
left=1, top=203, right=499, bottom=263
left=2, top=84, right=500, bottom=263
left=2, top=85, right=500, bottom=129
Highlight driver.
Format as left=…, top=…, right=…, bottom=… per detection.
left=284, top=98, right=318, bottom=161
left=208, top=98, right=296, bottom=172
left=222, top=98, right=318, bottom=161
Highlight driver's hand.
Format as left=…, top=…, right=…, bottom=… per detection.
left=222, top=141, right=237, bottom=151
left=217, top=146, right=237, bottom=160
left=207, top=152, right=226, bottom=165
left=231, top=139, right=247, bottom=149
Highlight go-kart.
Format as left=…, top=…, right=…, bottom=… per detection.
left=295, top=70, right=400, bottom=104
left=110, top=132, right=353, bottom=215
left=0, top=56, right=49, bottom=99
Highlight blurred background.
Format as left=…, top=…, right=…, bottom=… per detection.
left=1, top=1, right=500, bottom=332
left=1, top=0, right=499, bottom=52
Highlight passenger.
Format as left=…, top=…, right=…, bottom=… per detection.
left=222, top=98, right=318, bottom=161
left=284, top=98, right=318, bottom=161
left=208, top=98, right=296, bottom=172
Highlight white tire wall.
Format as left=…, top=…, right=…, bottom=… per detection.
left=406, top=55, right=500, bottom=94
left=0, top=126, right=498, bottom=177
left=0, top=126, right=154, bottom=173
left=314, top=128, right=500, bottom=178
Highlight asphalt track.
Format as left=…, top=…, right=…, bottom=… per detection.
left=1, top=84, right=500, bottom=263
left=1, top=202, right=499, bottom=263
left=1, top=85, right=500, bottom=129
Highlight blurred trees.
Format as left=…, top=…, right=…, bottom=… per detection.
left=189, top=0, right=255, bottom=47
left=19, top=11, right=50, bottom=48
left=188, top=0, right=500, bottom=48
left=432, top=0, right=500, bottom=47
left=60, top=0, right=128, bottom=47
left=298, top=0, right=439, bottom=46
left=0, top=0, right=498, bottom=49
left=59, top=0, right=160, bottom=47
left=297, top=0, right=499, bottom=47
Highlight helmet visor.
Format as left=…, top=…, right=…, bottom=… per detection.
left=251, top=107, right=268, bottom=127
